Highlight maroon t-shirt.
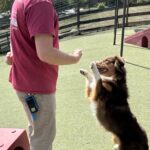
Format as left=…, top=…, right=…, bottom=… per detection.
left=10, top=0, right=59, bottom=93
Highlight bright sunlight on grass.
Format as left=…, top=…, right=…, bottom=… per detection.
left=0, top=28, right=150, bottom=150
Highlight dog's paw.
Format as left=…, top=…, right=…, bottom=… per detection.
left=80, top=69, right=88, bottom=76
left=90, top=61, right=97, bottom=70
left=90, top=61, right=100, bottom=74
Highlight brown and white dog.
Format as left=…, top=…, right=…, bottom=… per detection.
left=80, top=56, right=148, bottom=150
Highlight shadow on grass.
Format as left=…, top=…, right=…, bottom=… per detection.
left=126, top=61, right=150, bottom=70
left=115, top=43, right=150, bottom=51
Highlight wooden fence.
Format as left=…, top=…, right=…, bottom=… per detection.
left=59, top=2, right=150, bottom=38
left=0, top=15, right=10, bottom=53
left=0, top=2, right=150, bottom=52
left=0, top=31, right=9, bottom=53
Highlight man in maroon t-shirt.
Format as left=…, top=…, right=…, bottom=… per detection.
left=5, top=0, right=82, bottom=150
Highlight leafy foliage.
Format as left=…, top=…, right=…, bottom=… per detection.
left=0, top=0, right=12, bottom=11
left=97, top=2, right=106, bottom=10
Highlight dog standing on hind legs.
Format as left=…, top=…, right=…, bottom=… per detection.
left=80, top=56, right=149, bottom=150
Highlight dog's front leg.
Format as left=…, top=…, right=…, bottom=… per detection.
left=80, top=69, right=93, bottom=83
left=91, top=62, right=101, bottom=82
left=80, top=69, right=94, bottom=98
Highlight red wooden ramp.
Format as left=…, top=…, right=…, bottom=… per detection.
left=0, top=128, right=29, bottom=150
left=124, top=27, right=150, bottom=49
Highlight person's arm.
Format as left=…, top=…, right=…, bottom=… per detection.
left=35, top=34, right=82, bottom=65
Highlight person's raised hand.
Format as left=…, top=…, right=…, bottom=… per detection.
left=4, top=52, right=13, bottom=65
left=72, top=49, right=82, bottom=63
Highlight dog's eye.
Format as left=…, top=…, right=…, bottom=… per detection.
left=109, top=60, right=115, bottom=64
left=105, top=60, right=109, bottom=63
left=105, top=60, right=115, bottom=64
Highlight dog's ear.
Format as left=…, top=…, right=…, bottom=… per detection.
left=114, top=56, right=125, bottom=68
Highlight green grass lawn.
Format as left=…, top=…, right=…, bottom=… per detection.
left=0, top=28, right=150, bottom=149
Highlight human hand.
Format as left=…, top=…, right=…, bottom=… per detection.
left=72, top=49, right=82, bottom=63
left=4, top=52, right=13, bottom=65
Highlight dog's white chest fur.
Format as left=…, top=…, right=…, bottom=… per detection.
left=90, top=101, right=97, bottom=117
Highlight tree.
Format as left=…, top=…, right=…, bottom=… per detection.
left=0, top=0, right=12, bottom=12
left=54, top=0, right=70, bottom=11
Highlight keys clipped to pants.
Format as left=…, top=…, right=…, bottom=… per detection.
left=25, top=94, right=39, bottom=121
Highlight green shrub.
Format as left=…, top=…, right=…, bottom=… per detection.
left=97, top=2, right=106, bottom=10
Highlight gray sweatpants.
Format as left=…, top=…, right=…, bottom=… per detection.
left=16, top=91, right=56, bottom=150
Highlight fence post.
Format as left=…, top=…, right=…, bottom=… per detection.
left=125, top=0, right=129, bottom=26
left=88, top=0, right=91, bottom=11
left=77, top=0, right=81, bottom=35
left=113, top=0, right=119, bottom=45
left=120, top=0, right=127, bottom=57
